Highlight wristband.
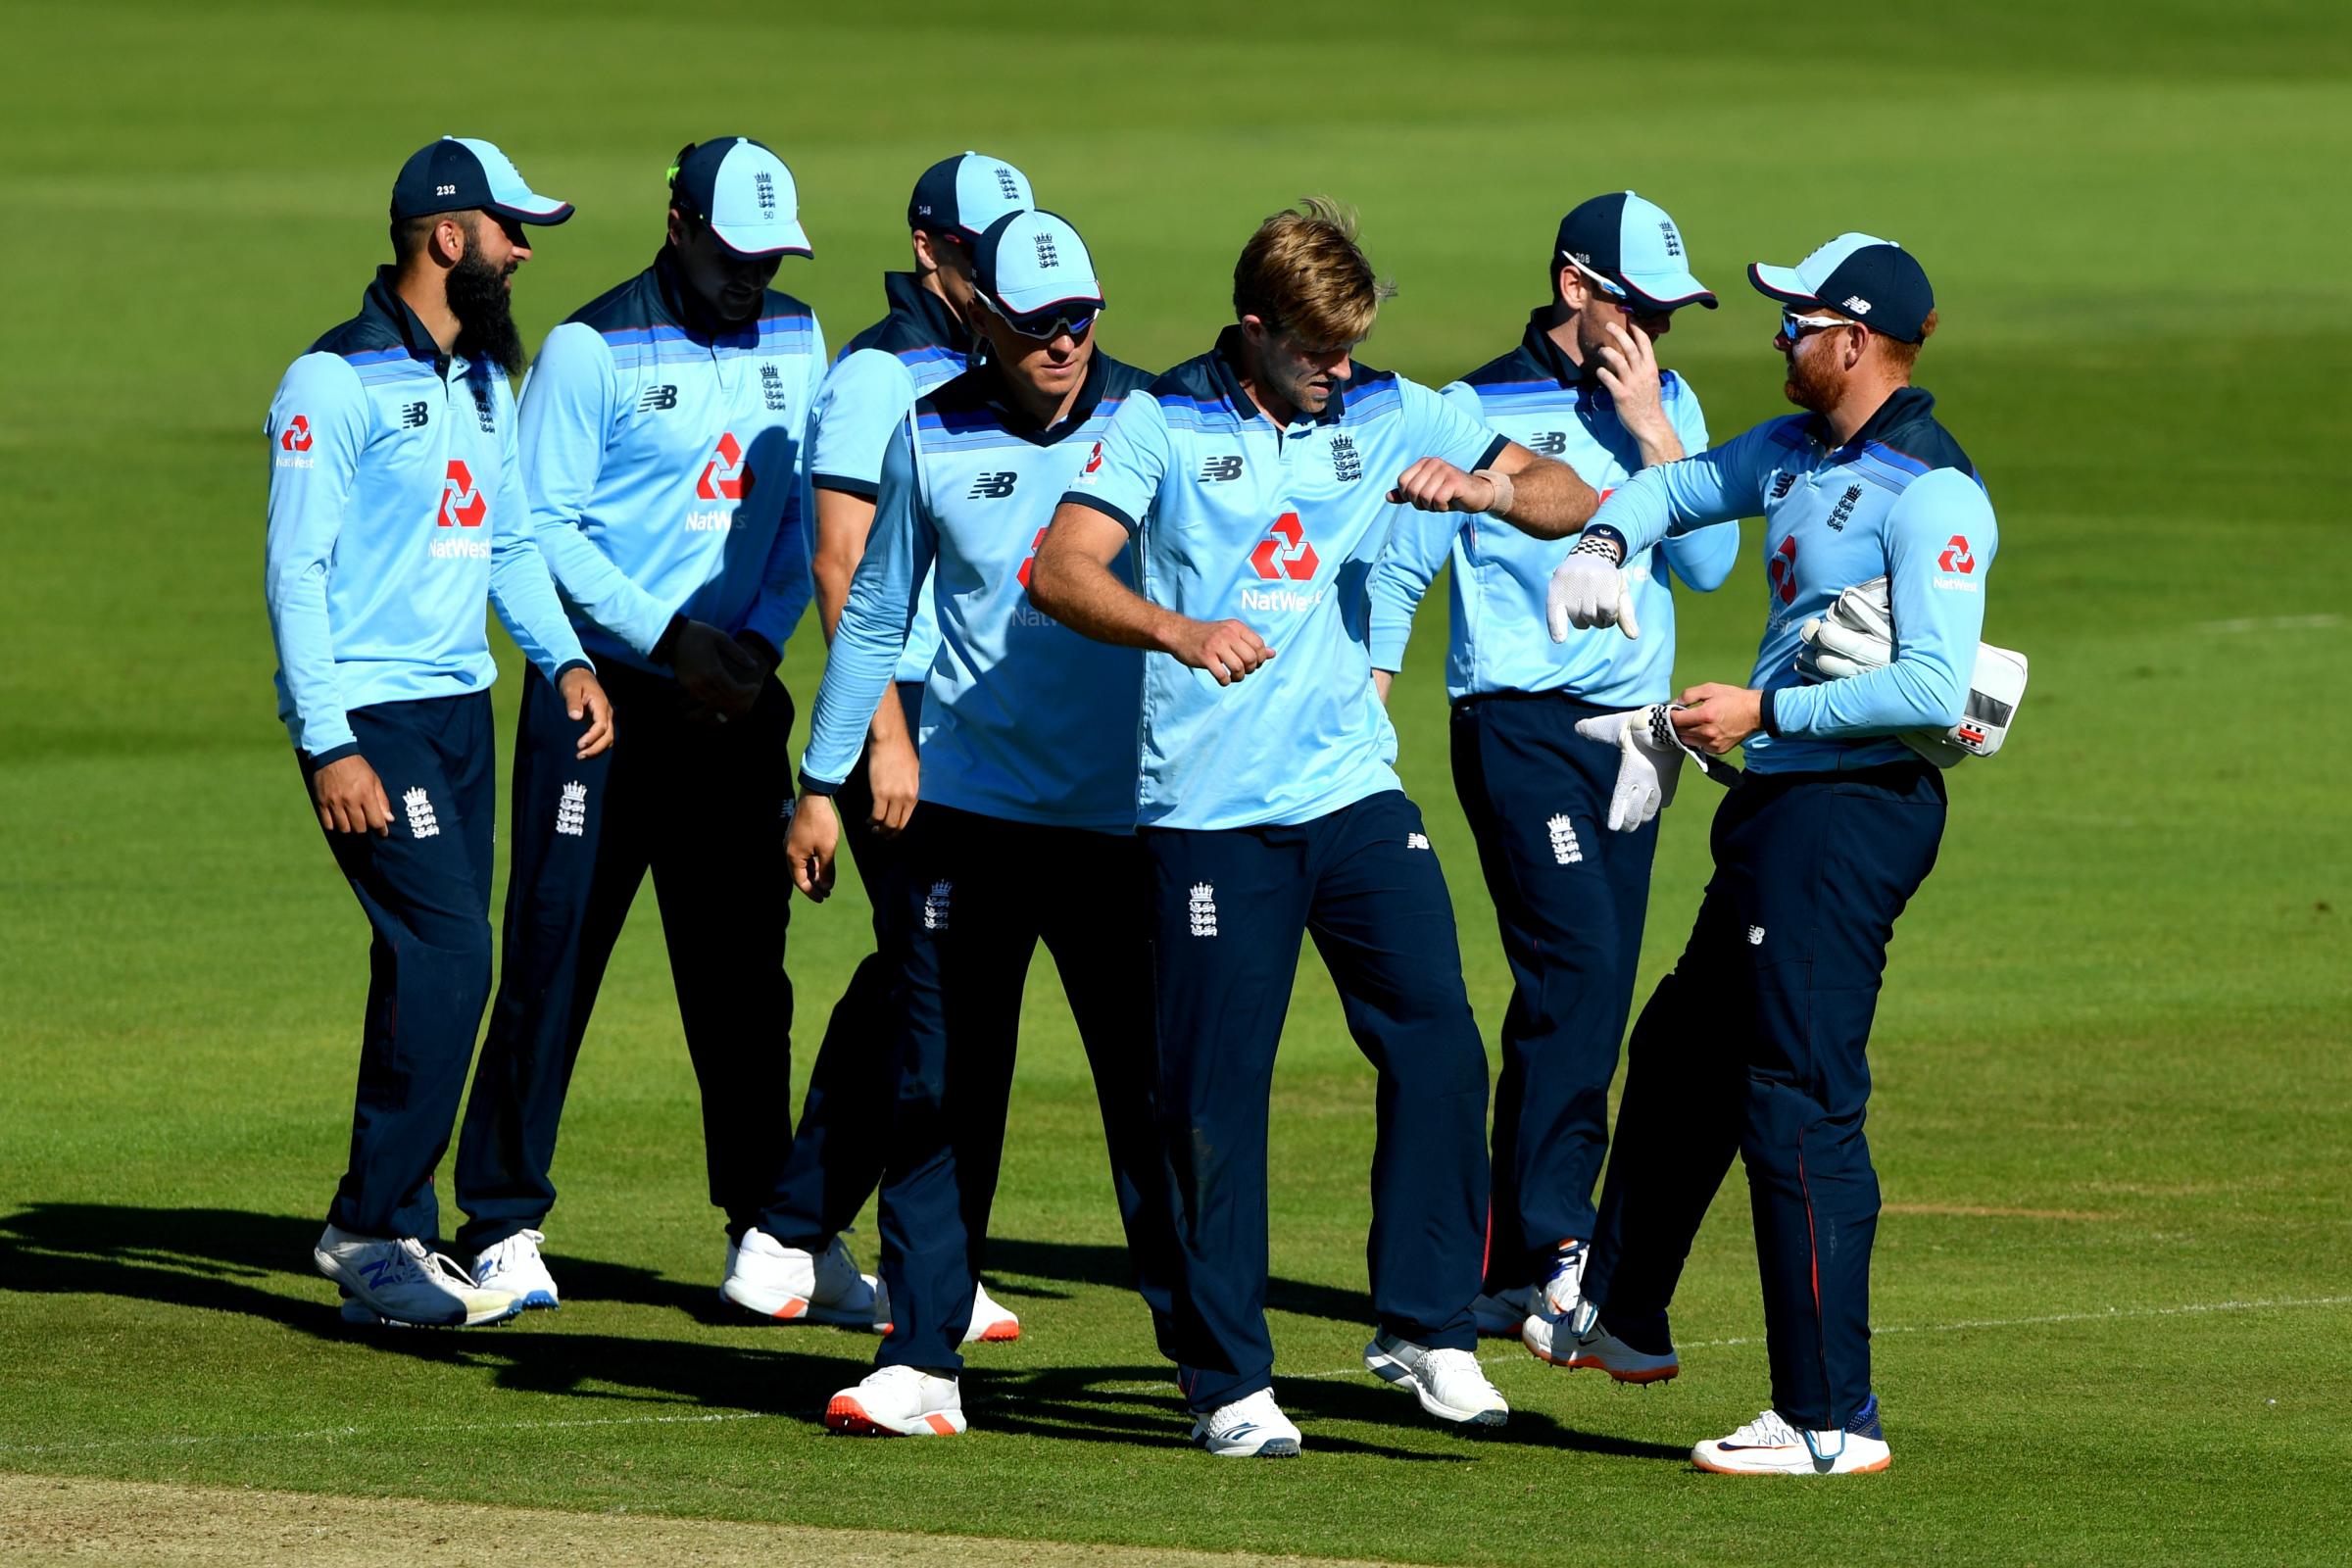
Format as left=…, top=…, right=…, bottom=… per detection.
left=1572, top=523, right=1628, bottom=566
left=1759, top=688, right=1784, bottom=739
left=1471, top=466, right=1515, bottom=517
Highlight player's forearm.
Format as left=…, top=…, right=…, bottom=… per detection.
left=266, top=562, right=355, bottom=760
left=812, top=489, right=876, bottom=643
left=489, top=532, right=592, bottom=681
left=1771, top=651, right=1967, bottom=739
left=1489, top=452, right=1599, bottom=540
left=1028, top=543, right=1188, bottom=655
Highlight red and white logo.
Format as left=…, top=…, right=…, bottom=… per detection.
left=1249, top=513, right=1318, bottom=582
left=697, top=432, right=747, bottom=502
left=1015, top=526, right=1049, bottom=589
left=1938, top=534, right=1975, bottom=573
left=1767, top=534, right=1798, bottom=605
left=440, top=460, right=486, bottom=528
left=280, top=415, right=313, bottom=453
left=1083, top=440, right=1103, bottom=475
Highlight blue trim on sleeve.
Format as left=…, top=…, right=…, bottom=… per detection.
left=1058, top=491, right=1140, bottom=534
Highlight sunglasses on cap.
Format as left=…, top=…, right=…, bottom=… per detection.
left=976, top=288, right=1099, bottom=342
left=1781, top=308, right=1865, bottom=342
left=1565, top=257, right=1677, bottom=318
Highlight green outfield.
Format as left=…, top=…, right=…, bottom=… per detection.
left=3, top=2, right=2349, bottom=1563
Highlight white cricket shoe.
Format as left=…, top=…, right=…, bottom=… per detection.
left=1469, top=1283, right=1535, bottom=1337
left=1522, top=1301, right=1679, bottom=1383
left=1191, top=1389, right=1301, bottom=1457
left=824, top=1364, right=966, bottom=1437
left=470, top=1229, right=560, bottom=1310
left=314, top=1225, right=518, bottom=1327
left=719, top=1230, right=883, bottom=1327
left=1364, top=1332, right=1509, bottom=1427
left=1692, top=1396, right=1890, bottom=1475
left=966, top=1281, right=1020, bottom=1343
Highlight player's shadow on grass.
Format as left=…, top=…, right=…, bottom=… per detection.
left=984, top=1235, right=1373, bottom=1327
left=0, top=1202, right=867, bottom=1415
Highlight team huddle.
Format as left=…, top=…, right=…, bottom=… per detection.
left=265, top=133, right=2009, bottom=1476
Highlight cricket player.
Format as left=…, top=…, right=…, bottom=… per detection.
left=756, top=152, right=1035, bottom=1340
left=266, top=137, right=611, bottom=1328
left=1029, top=200, right=1599, bottom=1455
left=1367, top=192, right=1738, bottom=1335
left=443, top=138, right=842, bottom=1316
left=782, top=211, right=1179, bottom=1437
left=1539, top=234, right=1995, bottom=1475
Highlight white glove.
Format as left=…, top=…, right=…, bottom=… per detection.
left=1793, top=575, right=2029, bottom=767
left=1573, top=704, right=1684, bottom=831
left=1546, top=531, right=1642, bottom=643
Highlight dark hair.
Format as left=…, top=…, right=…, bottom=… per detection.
left=390, top=209, right=472, bottom=264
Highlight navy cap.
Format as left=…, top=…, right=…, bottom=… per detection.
left=907, top=151, right=1033, bottom=243
left=1749, top=233, right=1934, bottom=343
left=1554, top=191, right=1715, bottom=312
left=670, top=137, right=810, bottom=259
left=390, top=136, right=572, bottom=225
left=972, top=209, right=1103, bottom=331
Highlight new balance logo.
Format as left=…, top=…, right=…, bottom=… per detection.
left=1527, top=430, right=1569, bottom=457
left=967, top=471, right=1018, bottom=500
left=403, top=787, right=440, bottom=840
left=1747, top=925, right=1766, bottom=947
left=1770, top=470, right=1797, bottom=501
left=555, top=781, right=587, bottom=838
left=399, top=401, right=428, bottom=429
left=1546, top=813, right=1582, bottom=865
left=359, top=1256, right=402, bottom=1289
left=1188, top=882, right=1219, bottom=937
left=1405, top=832, right=1430, bottom=851
left=638, top=384, right=678, bottom=413
left=1199, top=454, right=1244, bottom=482
left=1841, top=296, right=1872, bottom=317
left=922, top=880, right=952, bottom=931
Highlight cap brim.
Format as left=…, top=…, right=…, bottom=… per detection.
left=1747, top=262, right=1817, bottom=307
left=487, top=195, right=574, bottom=226
left=710, top=215, right=812, bottom=260
left=1620, top=268, right=1719, bottom=312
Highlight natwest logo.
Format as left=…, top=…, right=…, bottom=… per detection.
left=1767, top=534, right=1797, bottom=605
left=698, top=432, right=747, bottom=502
left=440, top=461, right=486, bottom=528
left=1938, top=534, right=1975, bottom=573
left=280, top=415, right=314, bottom=453
left=1248, top=513, right=1318, bottom=581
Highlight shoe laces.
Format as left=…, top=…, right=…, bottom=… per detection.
left=1218, top=1389, right=1282, bottom=1430
left=482, top=1229, right=544, bottom=1269
left=1726, top=1408, right=1801, bottom=1447
left=390, top=1237, right=474, bottom=1291
left=1423, top=1347, right=1487, bottom=1381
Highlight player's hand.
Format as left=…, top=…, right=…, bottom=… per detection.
left=1592, top=321, right=1673, bottom=451
left=865, top=730, right=920, bottom=837
left=312, top=755, right=393, bottom=837
left=1372, top=668, right=1395, bottom=705
left=561, top=667, right=615, bottom=758
left=1671, top=683, right=1764, bottom=756
left=785, top=793, right=839, bottom=901
left=1387, top=458, right=1493, bottom=514
left=1170, top=617, right=1273, bottom=686
left=1573, top=706, right=1684, bottom=832
left=1546, top=531, right=1642, bottom=642
left=672, top=619, right=763, bottom=718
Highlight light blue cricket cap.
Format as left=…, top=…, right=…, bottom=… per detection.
left=672, top=136, right=810, bottom=259
left=971, top=209, right=1103, bottom=329
left=390, top=135, right=573, bottom=224
left=1555, top=190, right=1714, bottom=311
left=908, top=151, right=1034, bottom=243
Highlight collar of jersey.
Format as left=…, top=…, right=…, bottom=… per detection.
left=362, top=267, right=453, bottom=373
left=1211, top=325, right=1345, bottom=430
left=1516, top=308, right=1595, bottom=392
left=882, top=270, right=969, bottom=354
left=1811, top=384, right=1937, bottom=454
left=957, top=346, right=1114, bottom=446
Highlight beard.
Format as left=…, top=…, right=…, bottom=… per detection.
left=447, top=237, right=524, bottom=374
left=1783, top=342, right=1842, bottom=414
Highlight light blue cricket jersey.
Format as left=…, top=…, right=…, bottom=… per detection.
left=264, top=269, right=588, bottom=764
left=1368, top=311, right=1739, bottom=707
left=516, top=250, right=825, bottom=673
left=802, top=351, right=1156, bottom=829
left=1062, top=327, right=1506, bottom=831
left=1587, top=385, right=1996, bottom=773
left=808, top=272, right=969, bottom=684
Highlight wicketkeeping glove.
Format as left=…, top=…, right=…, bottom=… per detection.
left=1546, top=526, right=1641, bottom=642
left=1793, top=576, right=2030, bottom=767
left=1573, top=704, right=1686, bottom=831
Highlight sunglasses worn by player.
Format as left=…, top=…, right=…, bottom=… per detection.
left=1565, top=257, right=1677, bottom=320
left=1781, top=308, right=1865, bottom=342
left=976, top=289, right=1100, bottom=343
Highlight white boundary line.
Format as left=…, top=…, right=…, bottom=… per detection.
left=4, top=1294, right=2345, bottom=1457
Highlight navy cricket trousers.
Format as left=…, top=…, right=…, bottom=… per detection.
left=760, top=681, right=928, bottom=1250
left=1451, top=693, right=1658, bottom=1287
left=871, top=804, right=1178, bottom=1375
left=303, top=691, right=497, bottom=1243
left=1145, top=791, right=1491, bottom=1414
left=454, top=661, right=800, bottom=1250
left=1582, top=761, right=1945, bottom=1431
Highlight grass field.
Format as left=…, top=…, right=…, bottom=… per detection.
left=4, top=2, right=2350, bottom=1563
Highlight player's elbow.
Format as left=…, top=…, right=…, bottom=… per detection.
left=1025, top=538, right=1083, bottom=619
